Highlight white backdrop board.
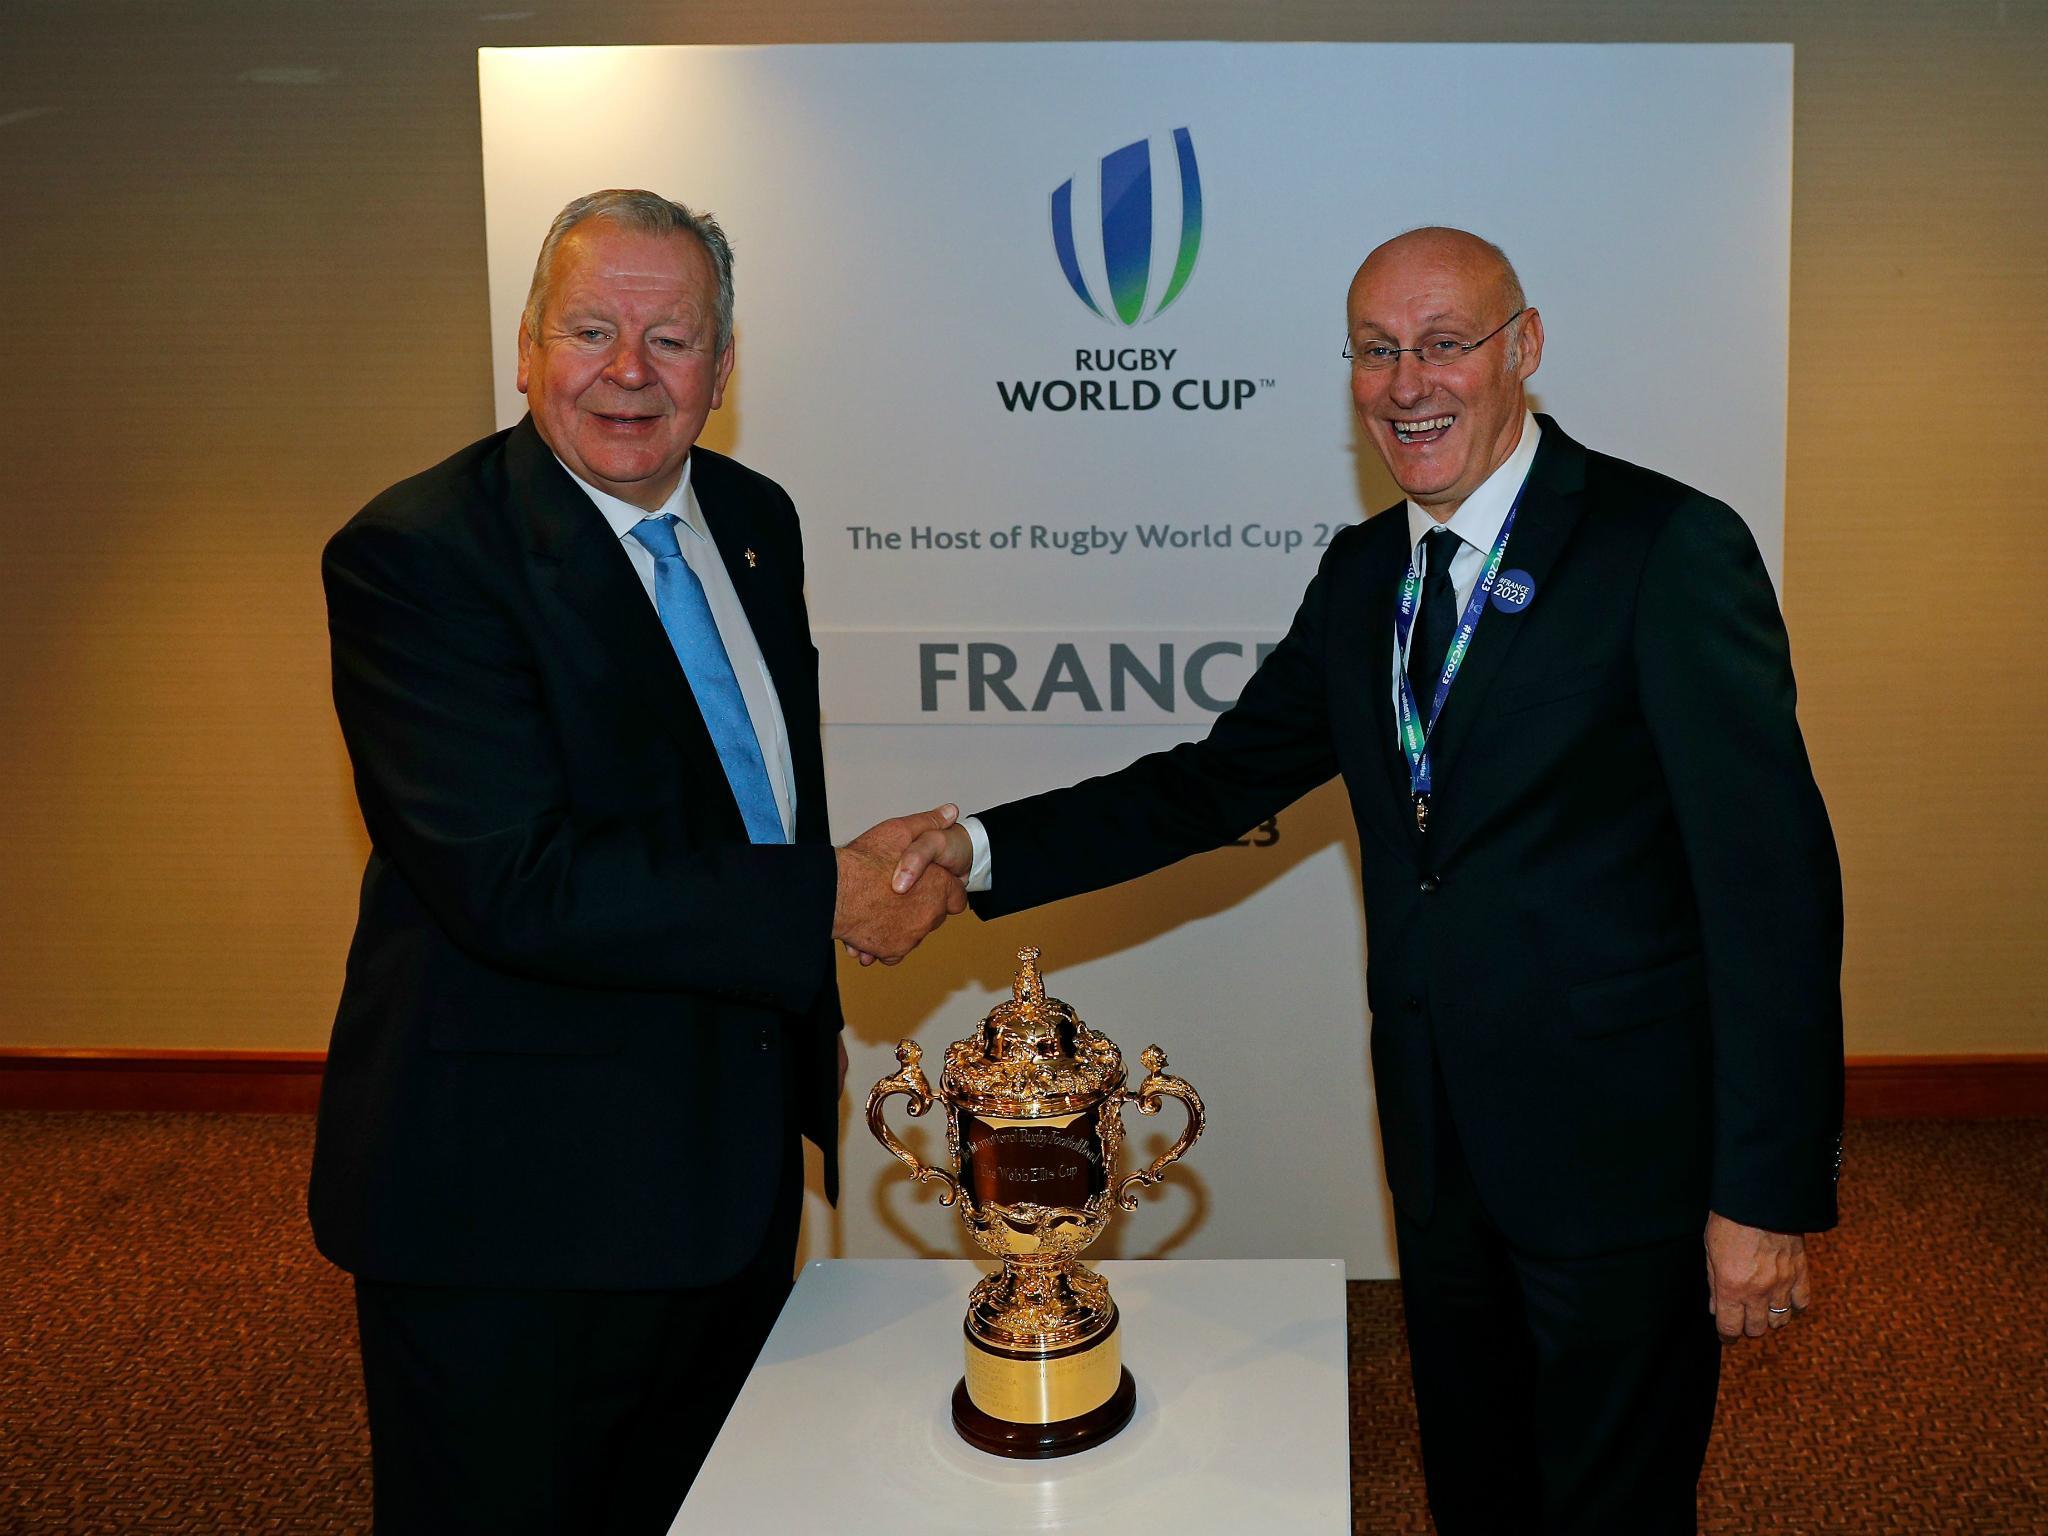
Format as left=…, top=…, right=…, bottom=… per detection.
left=478, top=43, right=1791, bottom=1277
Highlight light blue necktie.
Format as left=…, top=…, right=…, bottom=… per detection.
left=627, top=514, right=786, bottom=844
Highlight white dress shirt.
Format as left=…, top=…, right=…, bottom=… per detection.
left=961, top=411, right=1543, bottom=890
left=1392, top=411, right=1543, bottom=733
left=557, top=452, right=798, bottom=841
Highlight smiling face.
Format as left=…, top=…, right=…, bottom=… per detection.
left=516, top=220, right=734, bottom=510
left=1347, top=229, right=1543, bottom=521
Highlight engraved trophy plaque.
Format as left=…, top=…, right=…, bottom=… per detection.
left=866, top=947, right=1205, bottom=1458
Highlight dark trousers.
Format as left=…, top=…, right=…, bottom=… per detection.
left=1394, top=1076, right=1719, bottom=1536
left=353, top=1142, right=803, bottom=1536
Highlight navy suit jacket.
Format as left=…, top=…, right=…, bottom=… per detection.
left=311, top=416, right=842, bottom=1289
left=972, top=417, right=1843, bottom=1257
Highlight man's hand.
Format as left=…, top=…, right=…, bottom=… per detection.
left=891, top=821, right=974, bottom=894
left=848, top=804, right=961, bottom=870
left=1704, top=1211, right=1810, bottom=1342
left=832, top=806, right=967, bottom=965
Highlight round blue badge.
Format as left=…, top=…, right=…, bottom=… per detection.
left=1490, top=569, right=1536, bottom=614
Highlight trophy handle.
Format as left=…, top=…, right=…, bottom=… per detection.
left=865, top=1039, right=962, bottom=1206
left=1112, top=1045, right=1206, bottom=1212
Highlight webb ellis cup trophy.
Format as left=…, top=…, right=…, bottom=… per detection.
left=866, top=947, right=1205, bottom=1458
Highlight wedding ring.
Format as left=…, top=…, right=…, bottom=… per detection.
left=1768, top=1305, right=1792, bottom=1315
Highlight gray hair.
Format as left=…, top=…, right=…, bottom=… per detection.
left=1450, top=229, right=1527, bottom=367
left=1489, top=240, right=1529, bottom=369
left=521, top=188, right=736, bottom=353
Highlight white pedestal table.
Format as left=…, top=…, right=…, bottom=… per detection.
left=670, top=1257, right=1351, bottom=1534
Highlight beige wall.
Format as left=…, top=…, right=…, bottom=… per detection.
left=2, top=2, right=2041, bottom=1054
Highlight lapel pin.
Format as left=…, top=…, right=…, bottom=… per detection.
left=1489, top=568, right=1535, bottom=614
left=744, top=547, right=758, bottom=569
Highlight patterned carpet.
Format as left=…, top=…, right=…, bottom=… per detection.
left=1, top=1114, right=2044, bottom=1534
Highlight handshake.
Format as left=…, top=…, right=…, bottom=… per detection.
left=830, top=805, right=978, bottom=965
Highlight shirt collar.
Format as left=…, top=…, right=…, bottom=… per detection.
left=551, top=451, right=708, bottom=546
left=1404, top=410, right=1541, bottom=563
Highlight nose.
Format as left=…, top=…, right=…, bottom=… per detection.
left=603, top=337, right=652, bottom=389
left=1387, top=351, right=1433, bottom=409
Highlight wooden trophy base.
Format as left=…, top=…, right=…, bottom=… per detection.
left=950, top=1367, right=1137, bottom=1459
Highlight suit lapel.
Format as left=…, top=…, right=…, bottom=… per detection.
left=1425, top=416, right=1589, bottom=822
left=692, top=449, right=829, bottom=847
left=690, top=453, right=806, bottom=727
left=508, top=419, right=738, bottom=807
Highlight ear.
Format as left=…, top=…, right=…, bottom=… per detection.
left=515, top=323, right=533, bottom=395
left=1511, top=307, right=1544, bottom=382
left=709, top=339, right=736, bottom=410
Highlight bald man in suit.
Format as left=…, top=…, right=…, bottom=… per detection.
left=891, top=227, right=1843, bottom=1534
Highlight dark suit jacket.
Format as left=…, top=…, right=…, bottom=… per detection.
left=310, top=416, right=842, bottom=1291
left=973, top=417, right=1843, bottom=1258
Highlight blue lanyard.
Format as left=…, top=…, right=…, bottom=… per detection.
left=1392, top=496, right=1522, bottom=832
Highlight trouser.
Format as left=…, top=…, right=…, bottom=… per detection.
left=353, top=1139, right=804, bottom=1536
left=1393, top=1075, right=1720, bottom=1535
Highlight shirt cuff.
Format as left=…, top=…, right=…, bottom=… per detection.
left=962, top=814, right=993, bottom=893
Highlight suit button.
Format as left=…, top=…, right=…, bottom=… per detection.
left=1419, top=875, right=1440, bottom=894
left=1404, top=995, right=1422, bottom=1013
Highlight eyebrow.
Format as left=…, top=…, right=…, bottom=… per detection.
left=1355, top=309, right=1468, bottom=334
left=555, top=306, right=698, bottom=329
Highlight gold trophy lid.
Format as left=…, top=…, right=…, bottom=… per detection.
left=942, top=947, right=1124, bottom=1113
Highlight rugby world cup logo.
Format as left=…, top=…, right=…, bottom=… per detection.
left=1050, top=127, right=1203, bottom=325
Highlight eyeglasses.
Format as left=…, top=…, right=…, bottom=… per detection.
left=1343, top=308, right=1529, bottom=371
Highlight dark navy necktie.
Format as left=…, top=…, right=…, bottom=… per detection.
left=1406, top=526, right=1463, bottom=725
left=627, top=514, right=786, bottom=844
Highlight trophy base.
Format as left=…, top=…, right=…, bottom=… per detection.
left=951, top=1368, right=1136, bottom=1459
